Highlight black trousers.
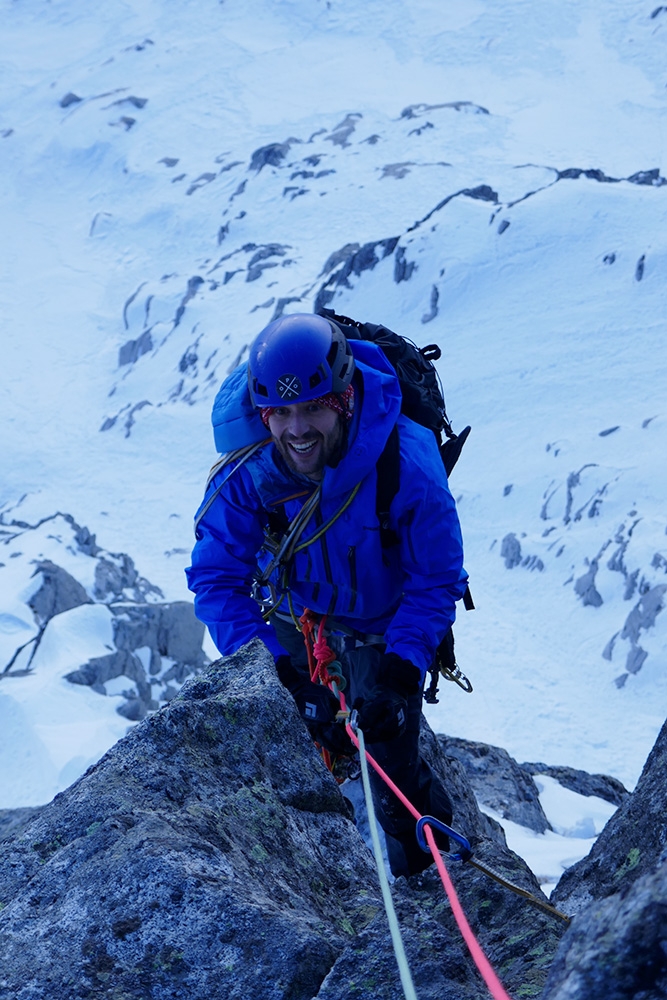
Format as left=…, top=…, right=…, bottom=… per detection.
left=272, top=617, right=453, bottom=877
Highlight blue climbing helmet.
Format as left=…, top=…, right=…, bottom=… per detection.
left=247, top=313, right=355, bottom=407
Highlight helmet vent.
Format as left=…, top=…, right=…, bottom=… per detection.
left=309, top=363, right=326, bottom=390
left=253, top=379, right=269, bottom=398
left=326, top=341, right=339, bottom=367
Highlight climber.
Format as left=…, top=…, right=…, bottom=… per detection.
left=186, top=312, right=469, bottom=877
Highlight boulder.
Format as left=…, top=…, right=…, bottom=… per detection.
left=521, top=762, right=628, bottom=807
left=439, top=735, right=551, bottom=833
left=27, top=560, right=92, bottom=625
left=0, top=641, right=566, bottom=999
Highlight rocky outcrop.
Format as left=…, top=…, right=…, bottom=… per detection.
left=439, top=735, right=551, bottom=833
left=551, top=716, right=667, bottom=917
left=0, top=641, right=566, bottom=999
left=1, top=512, right=208, bottom=720
left=521, top=762, right=628, bottom=808
left=27, top=560, right=93, bottom=624
left=541, top=717, right=667, bottom=1000
left=66, top=600, right=208, bottom=719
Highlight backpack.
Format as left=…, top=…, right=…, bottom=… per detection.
left=316, top=308, right=474, bottom=703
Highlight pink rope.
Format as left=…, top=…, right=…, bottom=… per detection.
left=340, top=693, right=513, bottom=1000
left=302, top=615, right=513, bottom=1000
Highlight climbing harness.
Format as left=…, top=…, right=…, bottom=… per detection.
left=298, top=613, right=570, bottom=1000
left=255, top=482, right=363, bottom=626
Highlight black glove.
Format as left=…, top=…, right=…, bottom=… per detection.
left=307, top=720, right=357, bottom=756
left=376, top=652, right=422, bottom=697
left=352, top=652, right=421, bottom=743
left=275, top=655, right=340, bottom=724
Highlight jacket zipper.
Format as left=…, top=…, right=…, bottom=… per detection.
left=347, top=545, right=358, bottom=613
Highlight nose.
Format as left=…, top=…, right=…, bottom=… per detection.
left=285, top=409, right=314, bottom=438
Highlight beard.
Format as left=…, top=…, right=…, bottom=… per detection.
left=274, top=419, right=345, bottom=481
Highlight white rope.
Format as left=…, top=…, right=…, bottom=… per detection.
left=355, top=724, right=419, bottom=1000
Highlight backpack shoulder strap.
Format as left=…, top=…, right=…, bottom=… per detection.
left=376, top=424, right=401, bottom=548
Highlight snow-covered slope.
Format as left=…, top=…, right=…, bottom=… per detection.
left=1, top=0, right=666, bottom=887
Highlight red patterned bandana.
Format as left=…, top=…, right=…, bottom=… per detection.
left=261, top=385, right=355, bottom=428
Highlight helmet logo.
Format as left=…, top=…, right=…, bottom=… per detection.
left=276, top=374, right=302, bottom=401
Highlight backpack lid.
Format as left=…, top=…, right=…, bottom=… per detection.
left=211, top=362, right=268, bottom=454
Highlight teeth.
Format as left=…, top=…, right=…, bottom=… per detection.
left=290, top=441, right=317, bottom=454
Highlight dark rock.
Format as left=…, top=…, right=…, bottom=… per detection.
left=271, top=296, right=303, bottom=320
left=27, top=560, right=92, bottom=625
left=628, top=168, right=664, bottom=185
left=0, top=807, right=45, bottom=843
left=521, top=763, right=628, bottom=807
left=324, top=113, right=362, bottom=148
left=636, top=253, right=646, bottom=280
left=440, top=737, right=551, bottom=833
left=393, top=245, right=417, bottom=283
left=111, top=601, right=206, bottom=667
left=421, top=285, right=439, bottom=324
left=246, top=243, right=290, bottom=282
left=544, top=717, right=667, bottom=999
left=173, top=275, right=204, bottom=328
left=500, top=532, right=522, bottom=569
left=93, top=553, right=163, bottom=603
left=551, top=716, right=667, bottom=917
left=118, top=328, right=153, bottom=366
left=497, top=219, right=510, bottom=234
left=542, top=857, right=667, bottom=1000
left=59, top=92, right=82, bottom=108
left=574, top=559, right=603, bottom=607
left=0, top=643, right=565, bottom=998
left=249, top=141, right=294, bottom=171
left=0, top=644, right=377, bottom=999
left=72, top=523, right=100, bottom=557
left=319, top=836, right=564, bottom=1000
left=186, top=172, right=217, bottom=195
left=400, top=101, right=489, bottom=118
left=314, top=238, right=399, bottom=311
left=463, top=184, right=498, bottom=203
left=420, top=722, right=507, bottom=848
left=557, top=168, right=619, bottom=183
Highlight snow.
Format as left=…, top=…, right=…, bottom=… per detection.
left=484, top=775, right=619, bottom=897
left=1, top=0, right=666, bottom=892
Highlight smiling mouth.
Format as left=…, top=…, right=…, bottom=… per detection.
left=288, top=440, right=319, bottom=456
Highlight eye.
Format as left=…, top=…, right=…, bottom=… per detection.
left=306, top=403, right=323, bottom=413
left=272, top=407, right=289, bottom=417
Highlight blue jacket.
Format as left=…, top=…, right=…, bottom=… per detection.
left=186, top=341, right=468, bottom=680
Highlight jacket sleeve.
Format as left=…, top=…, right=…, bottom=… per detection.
left=185, top=465, right=288, bottom=660
left=383, top=425, right=468, bottom=680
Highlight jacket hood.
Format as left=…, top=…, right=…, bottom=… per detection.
left=320, top=340, right=401, bottom=498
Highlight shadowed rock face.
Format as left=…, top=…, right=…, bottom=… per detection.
left=0, top=640, right=566, bottom=1000
left=438, top=735, right=552, bottom=834
left=0, top=642, right=378, bottom=999
left=552, top=717, right=667, bottom=916
left=542, top=717, right=667, bottom=1000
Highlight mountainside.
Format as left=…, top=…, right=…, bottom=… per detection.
left=1, top=0, right=666, bottom=922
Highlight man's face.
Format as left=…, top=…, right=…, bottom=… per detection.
left=267, top=401, right=344, bottom=481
